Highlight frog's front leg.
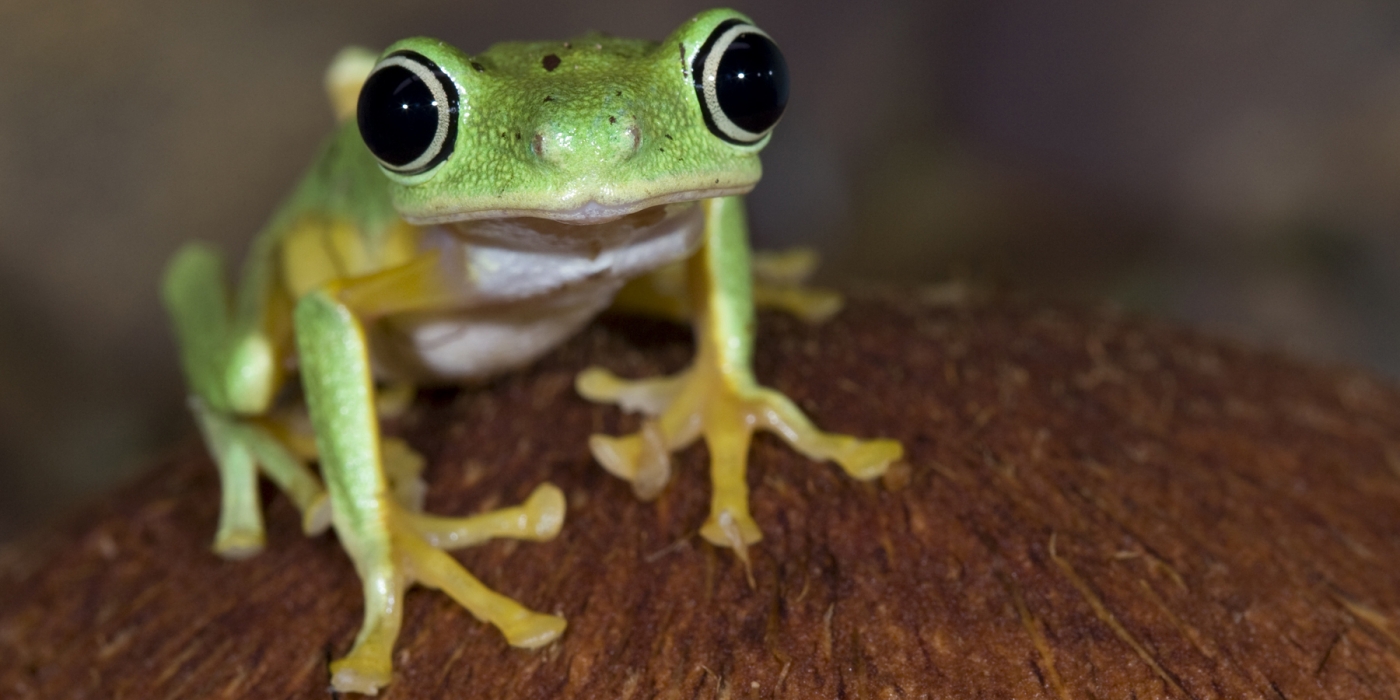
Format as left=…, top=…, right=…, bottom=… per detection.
left=577, top=196, right=904, bottom=557
left=294, top=282, right=565, bottom=695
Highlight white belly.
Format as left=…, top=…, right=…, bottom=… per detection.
left=371, top=202, right=703, bottom=381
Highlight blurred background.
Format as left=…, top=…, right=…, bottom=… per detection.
left=4, top=0, right=1400, bottom=543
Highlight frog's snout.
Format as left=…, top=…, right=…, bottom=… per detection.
left=529, top=114, right=641, bottom=167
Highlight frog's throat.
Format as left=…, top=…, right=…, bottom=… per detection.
left=400, top=185, right=753, bottom=226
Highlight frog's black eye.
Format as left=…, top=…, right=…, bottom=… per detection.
left=692, top=20, right=788, bottom=145
left=357, top=51, right=459, bottom=175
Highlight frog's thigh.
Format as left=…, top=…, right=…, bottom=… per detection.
left=609, top=259, right=692, bottom=322
left=608, top=249, right=842, bottom=324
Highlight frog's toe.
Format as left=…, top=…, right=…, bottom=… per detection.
left=750, top=247, right=821, bottom=285
left=700, top=507, right=763, bottom=549
left=754, top=387, right=904, bottom=480
left=576, top=366, right=685, bottom=415
left=330, top=658, right=393, bottom=696
left=329, top=625, right=397, bottom=694
left=520, top=482, right=566, bottom=540
left=381, top=437, right=427, bottom=511
left=496, top=609, right=568, bottom=649
left=832, top=437, right=904, bottom=480
left=587, top=421, right=672, bottom=500
left=694, top=413, right=765, bottom=563
left=375, top=382, right=417, bottom=418
left=700, top=507, right=763, bottom=587
left=750, top=248, right=844, bottom=323
left=401, top=482, right=567, bottom=549
left=301, top=492, right=332, bottom=536
left=752, top=284, right=843, bottom=323
left=395, top=521, right=566, bottom=649
left=212, top=529, right=265, bottom=560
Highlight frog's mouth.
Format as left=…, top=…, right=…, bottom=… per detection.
left=404, top=185, right=752, bottom=227
left=442, top=200, right=707, bottom=255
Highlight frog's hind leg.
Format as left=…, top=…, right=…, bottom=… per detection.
left=749, top=247, right=843, bottom=323
left=164, top=244, right=329, bottom=556
left=294, top=288, right=565, bottom=694
left=609, top=247, right=842, bottom=325
left=188, top=405, right=265, bottom=558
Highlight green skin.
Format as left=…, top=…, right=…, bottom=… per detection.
left=162, top=8, right=902, bottom=694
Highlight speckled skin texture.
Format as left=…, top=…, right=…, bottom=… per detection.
left=6, top=293, right=1400, bottom=698
left=258, top=8, right=766, bottom=256
left=162, top=9, right=828, bottom=691
left=382, top=9, right=766, bottom=222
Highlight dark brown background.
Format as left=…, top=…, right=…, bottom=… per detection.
left=4, top=0, right=1400, bottom=541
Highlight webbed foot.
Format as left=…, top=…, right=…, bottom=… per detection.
left=327, top=483, right=568, bottom=694
left=577, top=360, right=902, bottom=551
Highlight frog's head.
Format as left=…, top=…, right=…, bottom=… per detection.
left=356, top=8, right=787, bottom=224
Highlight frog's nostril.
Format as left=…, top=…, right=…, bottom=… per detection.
left=531, top=132, right=546, bottom=160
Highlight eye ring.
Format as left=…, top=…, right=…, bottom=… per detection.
left=357, top=51, right=459, bottom=175
left=692, top=20, right=789, bottom=145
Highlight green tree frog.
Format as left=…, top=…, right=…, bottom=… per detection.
left=162, top=8, right=903, bottom=694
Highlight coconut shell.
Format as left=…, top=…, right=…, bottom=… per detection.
left=4, top=290, right=1400, bottom=698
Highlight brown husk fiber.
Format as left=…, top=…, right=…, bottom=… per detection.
left=4, top=290, right=1400, bottom=698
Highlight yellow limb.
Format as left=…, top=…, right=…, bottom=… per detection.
left=609, top=247, right=843, bottom=324
left=402, top=483, right=566, bottom=549
left=327, top=494, right=569, bottom=695
left=609, top=259, right=692, bottom=322
left=750, top=247, right=842, bottom=322
left=395, top=516, right=567, bottom=649
left=579, top=197, right=904, bottom=554
left=280, top=216, right=422, bottom=302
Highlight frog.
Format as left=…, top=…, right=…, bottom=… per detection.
left=161, top=8, right=903, bottom=694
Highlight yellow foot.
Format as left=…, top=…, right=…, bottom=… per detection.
left=751, top=248, right=842, bottom=323
left=375, top=382, right=417, bottom=418
left=401, top=482, right=566, bottom=549
left=577, top=360, right=903, bottom=552
left=381, top=437, right=427, bottom=511
left=328, top=483, right=568, bottom=695
left=212, top=530, right=265, bottom=561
